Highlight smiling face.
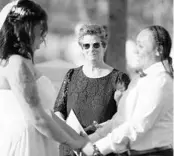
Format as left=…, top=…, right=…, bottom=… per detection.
left=80, top=35, right=105, bottom=62
left=133, top=29, right=159, bottom=70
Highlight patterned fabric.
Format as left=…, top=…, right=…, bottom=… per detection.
left=54, top=66, right=130, bottom=156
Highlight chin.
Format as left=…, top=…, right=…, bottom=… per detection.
left=128, top=63, right=142, bottom=71
left=87, top=57, right=98, bottom=61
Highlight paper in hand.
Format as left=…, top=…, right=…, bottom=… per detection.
left=66, top=109, right=87, bottom=135
left=66, top=110, right=87, bottom=156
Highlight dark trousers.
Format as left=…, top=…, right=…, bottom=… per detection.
left=119, top=149, right=173, bottom=156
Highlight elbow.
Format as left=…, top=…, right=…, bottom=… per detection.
left=32, top=117, right=56, bottom=139
left=29, top=108, right=51, bottom=129
left=33, top=116, right=47, bottom=129
left=31, top=115, right=50, bottom=133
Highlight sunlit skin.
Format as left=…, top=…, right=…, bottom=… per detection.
left=32, top=25, right=45, bottom=51
left=134, top=29, right=161, bottom=70
left=80, top=35, right=105, bottom=63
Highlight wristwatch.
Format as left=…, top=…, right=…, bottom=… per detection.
left=93, top=144, right=103, bottom=156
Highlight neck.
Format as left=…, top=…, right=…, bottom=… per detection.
left=142, top=58, right=161, bottom=70
left=143, top=60, right=160, bottom=71
left=84, top=60, right=106, bottom=70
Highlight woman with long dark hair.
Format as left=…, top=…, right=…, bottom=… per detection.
left=0, top=1, right=93, bottom=155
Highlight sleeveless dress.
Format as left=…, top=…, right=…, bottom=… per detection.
left=0, top=76, right=59, bottom=156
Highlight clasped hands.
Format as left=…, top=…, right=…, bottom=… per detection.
left=68, top=88, right=125, bottom=156
left=84, top=121, right=102, bottom=135
left=75, top=131, right=100, bottom=156
left=73, top=121, right=103, bottom=156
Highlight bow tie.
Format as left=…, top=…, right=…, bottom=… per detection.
left=135, top=70, right=147, bottom=77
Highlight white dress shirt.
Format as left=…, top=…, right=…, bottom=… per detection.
left=94, top=62, right=173, bottom=155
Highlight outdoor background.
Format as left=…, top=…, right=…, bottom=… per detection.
left=0, top=0, right=173, bottom=91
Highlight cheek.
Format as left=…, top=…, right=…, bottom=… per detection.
left=100, top=49, right=105, bottom=56
left=35, top=37, right=42, bottom=45
left=137, top=47, right=148, bottom=57
left=82, top=49, right=88, bottom=55
left=82, top=49, right=93, bottom=54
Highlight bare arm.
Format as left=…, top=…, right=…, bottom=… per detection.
left=5, top=55, right=87, bottom=150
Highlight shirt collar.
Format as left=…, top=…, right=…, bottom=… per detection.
left=143, top=61, right=167, bottom=76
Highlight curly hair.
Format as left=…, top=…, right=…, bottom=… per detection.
left=78, top=24, right=109, bottom=48
left=146, top=25, right=173, bottom=78
left=0, top=0, right=48, bottom=62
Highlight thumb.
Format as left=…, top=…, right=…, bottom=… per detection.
left=80, top=131, right=88, bottom=137
left=114, top=90, right=123, bottom=102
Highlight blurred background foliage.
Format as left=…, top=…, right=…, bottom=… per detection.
left=0, top=0, right=173, bottom=62
left=0, top=0, right=173, bottom=89
left=0, top=0, right=172, bottom=63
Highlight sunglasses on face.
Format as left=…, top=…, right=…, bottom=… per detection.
left=82, top=42, right=101, bottom=50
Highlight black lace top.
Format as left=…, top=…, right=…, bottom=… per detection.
left=54, top=66, right=130, bottom=129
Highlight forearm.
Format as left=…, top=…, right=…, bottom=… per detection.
left=95, top=120, right=112, bottom=138
left=88, top=120, right=112, bottom=143
left=33, top=107, right=85, bottom=149
left=52, top=111, right=83, bottom=141
left=89, top=133, right=101, bottom=143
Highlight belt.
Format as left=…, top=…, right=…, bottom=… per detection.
left=120, top=145, right=173, bottom=156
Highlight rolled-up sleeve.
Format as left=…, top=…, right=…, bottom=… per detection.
left=95, top=73, right=172, bottom=155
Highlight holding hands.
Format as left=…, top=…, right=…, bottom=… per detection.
left=84, top=121, right=102, bottom=134
left=79, top=130, right=103, bottom=156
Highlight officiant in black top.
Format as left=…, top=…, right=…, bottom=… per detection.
left=54, top=24, right=130, bottom=156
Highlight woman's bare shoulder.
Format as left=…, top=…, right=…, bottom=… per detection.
left=0, top=55, right=24, bottom=78
left=5, top=55, right=35, bottom=79
left=8, top=55, right=26, bottom=67
left=7, top=55, right=32, bottom=71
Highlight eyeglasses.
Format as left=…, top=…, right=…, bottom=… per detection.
left=82, top=42, right=101, bottom=50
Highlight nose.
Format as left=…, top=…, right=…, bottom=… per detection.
left=135, top=46, right=140, bottom=54
left=87, top=46, right=95, bottom=52
left=89, top=45, right=95, bottom=50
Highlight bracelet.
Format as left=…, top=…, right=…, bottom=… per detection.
left=93, top=144, right=103, bottom=156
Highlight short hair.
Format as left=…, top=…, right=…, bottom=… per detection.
left=0, top=0, right=48, bottom=62
left=78, top=24, right=109, bottom=48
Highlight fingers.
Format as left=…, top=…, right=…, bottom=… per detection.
left=84, top=121, right=102, bottom=134
left=93, top=121, right=101, bottom=128
left=84, top=125, right=95, bottom=133
left=80, top=131, right=88, bottom=137
left=114, top=90, right=123, bottom=103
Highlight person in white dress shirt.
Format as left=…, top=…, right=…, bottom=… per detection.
left=81, top=25, right=173, bottom=156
